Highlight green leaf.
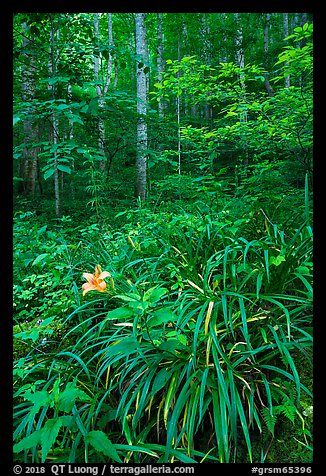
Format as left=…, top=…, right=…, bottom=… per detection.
left=269, top=255, right=286, bottom=266
left=261, top=407, right=277, bottom=435
left=105, top=306, right=134, bottom=320
left=235, top=390, right=252, bottom=462
left=70, top=115, right=84, bottom=125
left=158, top=338, right=186, bottom=354
left=57, top=165, right=71, bottom=174
left=85, top=430, right=122, bottom=462
left=56, top=103, right=70, bottom=111
left=32, top=253, right=49, bottom=266
left=57, top=382, right=91, bottom=413
left=40, top=417, right=63, bottom=462
left=295, top=265, right=310, bottom=276
left=106, top=337, right=140, bottom=357
left=143, top=286, right=168, bottom=303
left=23, top=389, right=52, bottom=409
left=147, top=308, right=177, bottom=327
left=13, top=429, right=42, bottom=453
left=44, top=168, right=56, bottom=180
left=114, top=293, right=141, bottom=302
left=151, top=368, right=171, bottom=395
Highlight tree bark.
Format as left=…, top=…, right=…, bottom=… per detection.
left=93, top=13, right=115, bottom=174
left=157, top=13, right=165, bottom=117
left=220, top=13, right=228, bottom=63
left=234, top=13, right=248, bottom=166
left=49, top=15, right=61, bottom=217
left=135, top=13, right=148, bottom=200
left=234, top=13, right=245, bottom=90
left=263, top=13, right=274, bottom=97
left=67, top=81, right=75, bottom=198
left=234, top=13, right=247, bottom=120
left=21, top=22, right=38, bottom=196
left=283, top=13, right=291, bottom=88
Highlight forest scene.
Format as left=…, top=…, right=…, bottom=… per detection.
left=13, top=12, right=313, bottom=464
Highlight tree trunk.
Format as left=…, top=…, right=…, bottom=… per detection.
left=176, top=32, right=182, bottom=174
left=283, top=13, right=291, bottom=88
left=21, top=22, right=38, bottom=196
left=135, top=13, right=148, bottom=200
left=220, top=13, right=228, bottom=63
left=93, top=13, right=115, bottom=174
left=201, top=14, right=213, bottom=121
left=234, top=13, right=245, bottom=90
left=157, top=13, right=165, bottom=117
left=49, top=15, right=61, bottom=217
left=67, top=81, right=75, bottom=199
left=234, top=13, right=248, bottom=166
left=263, top=13, right=274, bottom=97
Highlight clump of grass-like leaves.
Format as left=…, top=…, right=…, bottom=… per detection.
left=13, top=211, right=312, bottom=463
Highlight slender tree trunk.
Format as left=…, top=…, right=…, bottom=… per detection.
left=234, top=13, right=247, bottom=120
left=67, top=82, right=75, bottom=198
left=157, top=13, right=165, bottom=117
left=234, top=13, right=248, bottom=166
left=21, top=22, right=38, bottom=196
left=135, top=13, right=148, bottom=200
left=107, top=13, right=114, bottom=90
left=220, top=13, right=228, bottom=63
left=93, top=13, right=115, bottom=174
left=49, top=15, right=61, bottom=217
left=283, top=13, right=291, bottom=88
left=113, top=58, right=118, bottom=89
left=177, top=30, right=182, bottom=174
left=93, top=13, right=106, bottom=173
left=234, top=13, right=245, bottom=92
left=263, top=13, right=274, bottom=97
left=201, top=14, right=212, bottom=121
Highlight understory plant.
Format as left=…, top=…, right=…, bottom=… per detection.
left=13, top=209, right=312, bottom=463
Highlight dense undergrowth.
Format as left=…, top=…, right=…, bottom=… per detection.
left=13, top=175, right=313, bottom=464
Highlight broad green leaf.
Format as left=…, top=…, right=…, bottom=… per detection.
left=114, top=293, right=141, bottom=302
left=85, top=430, right=122, bottom=462
left=44, top=168, right=55, bottom=180
left=57, top=165, right=71, bottom=174
left=147, top=308, right=177, bottom=327
left=56, top=103, right=70, bottom=111
left=13, top=429, right=42, bottom=453
left=23, top=389, right=52, bottom=409
left=105, top=306, right=134, bottom=320
left=40, top=417, right=63, bottom=462
left=269, top=255, right=286, bottom=266
left=158, top=338, right=186, bottom=354
left=57, top=382, right=91, bottom=413
left=295, top=265, right=310, bottom=275
left=144, top=286, right=168, bottom=303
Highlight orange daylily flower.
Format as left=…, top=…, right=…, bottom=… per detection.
left=82, top=265, right=111, bottom=296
